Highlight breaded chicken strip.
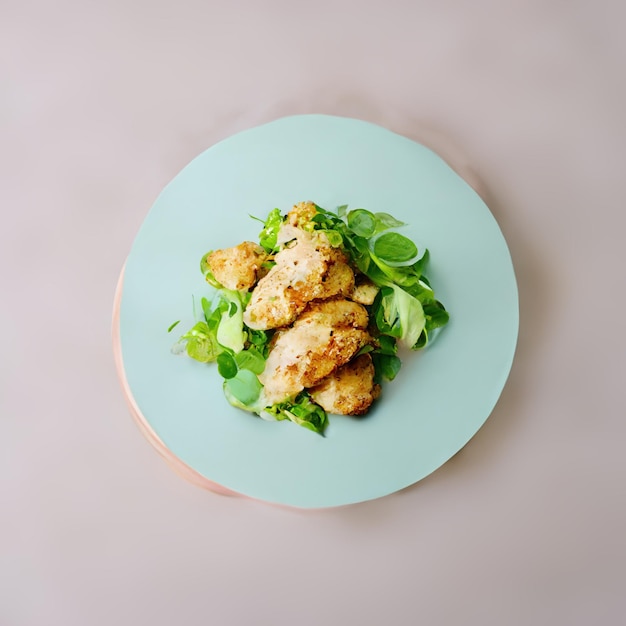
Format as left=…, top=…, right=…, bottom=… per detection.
left=207, top=241, right=267, bottom=291
left=309, top=354, right=381, bottom=415
left=243, top=227, right=354, bottom=330
left=259, top=299, right=371, bottom=404
left=318, top=261, right=355, bottom=300
left=297, top=297, right=369, bottom=329
left=350, top=275, right=379, bottom=305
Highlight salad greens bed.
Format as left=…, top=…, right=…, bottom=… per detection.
left=171, top=204, right=449, bottom=434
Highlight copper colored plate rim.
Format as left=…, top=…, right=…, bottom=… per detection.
left=111, top=263, right=241, bottom=498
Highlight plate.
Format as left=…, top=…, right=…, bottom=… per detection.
left=118, top=114, right=518, bottom=508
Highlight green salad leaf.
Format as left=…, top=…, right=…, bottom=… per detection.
left=374, top=284, right=426, bottom=349
left=224, top=369, right=264, bottom=410
left=167, top=320, right=181, bottom=333
left=245, top=328, right=272, bottom=359
left=261, top=393, right=328, bottom=434
left=235, top=347, right=266, bottom=374
left=347, top=208, right=377, bottom=238
left=256, top=207, right=283, bottom=253
left=372, top=232, right=418, bottom=264
left=175, top=321, right=221, bottom=363
left=215, top=291, right=245, bottom=354
left=173, top=290, right=246, bottom=362
left=367, top=334, right=401, bottom=382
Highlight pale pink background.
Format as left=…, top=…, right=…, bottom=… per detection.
left=2, top=1, right=625, bottom=625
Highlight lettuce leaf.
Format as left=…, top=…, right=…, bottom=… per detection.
left=374, top=284, right=426, bottom=349
left=261, top=393, right=328, bottom=434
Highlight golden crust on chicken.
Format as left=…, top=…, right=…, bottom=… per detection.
left=318, top=261, right=355, bottom=300
left=258, top=299, right=371, bottom=404
left=309, top=354, right=381, bottom=416
left=243, top=226, right=354, bottom=330
left=207, top=241, right=267, bottom=292
left=296, top=297, right=369, bottom=330
left=350, top=275, right=379, bottom=305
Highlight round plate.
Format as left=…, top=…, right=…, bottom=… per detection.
left=118, top=114, right=518, bottom=508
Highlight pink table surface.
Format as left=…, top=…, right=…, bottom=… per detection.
left=112, top=264, right=240, bottom=498
left=4, top=1, right=625, bottom=625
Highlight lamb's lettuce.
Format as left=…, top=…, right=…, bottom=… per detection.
left=307, top=205, right=449, bottom=351
left=256, top=207, right=283, bottom=253
left=370, top=334, right=402, bottom=383
left=223, top=369, right=264, bottom=411
left=261, top=393, right=328, bottom=434
left=173, top=321, right=221, bottom=363
left=172, top=284, right=329, bottom=433
left=173, top=290, right=246, bottom=362
left=374, top=284, right=426, bottom=350
left=215, top=291, right=245, bottom=354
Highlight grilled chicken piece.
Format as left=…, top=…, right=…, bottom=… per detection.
left=207, top=242, right=267, bottom=291
left=259, top=299, right=371, bottom=404
left=309, top=354, right=381, bottom=415
left=350, top=276, right=379, bottom=305
left=318, top=261, right=355, bottom=300
left=243, top=227, right=354, bottom=330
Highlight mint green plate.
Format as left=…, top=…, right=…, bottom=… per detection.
left=119, top=114, right=518, bottom=508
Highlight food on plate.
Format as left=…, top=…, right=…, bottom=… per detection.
left=309, top=354, right=380, bottom=416
left=206, top=241, right=267, bottom=291
left=171, top=201, right=449, bottom=434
